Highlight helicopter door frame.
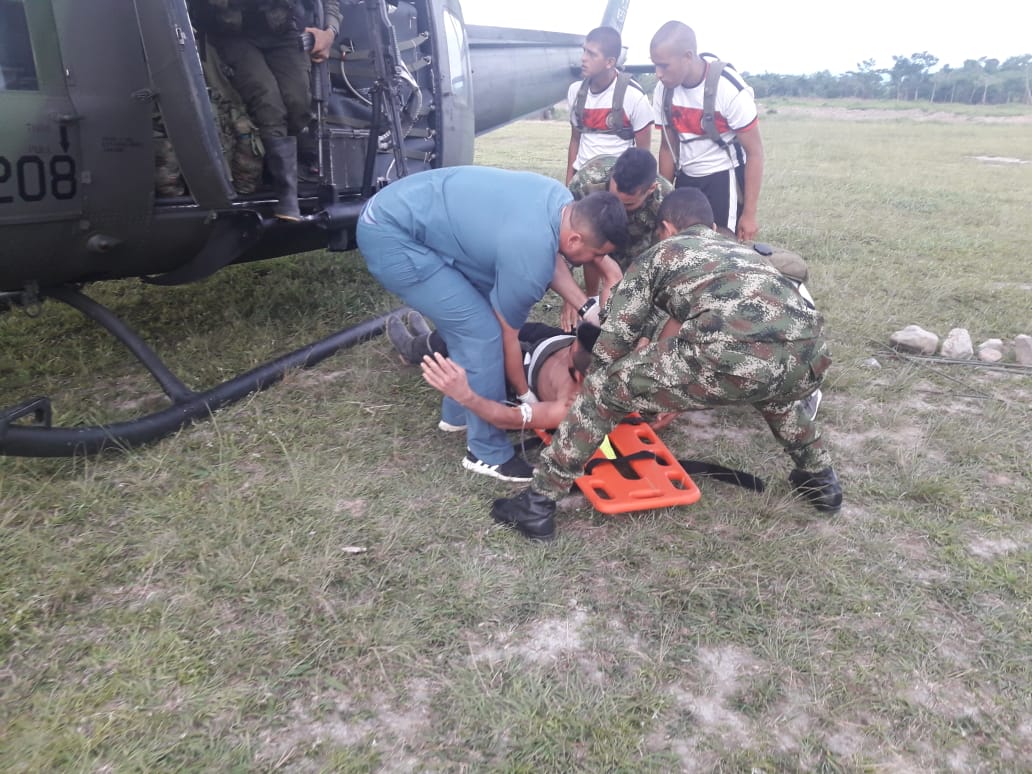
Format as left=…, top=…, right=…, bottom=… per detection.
left=132, top=0, right=235, bottom=209
left=432, top=0, right=475, bottom=168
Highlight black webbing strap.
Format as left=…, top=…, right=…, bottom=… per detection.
left=584, top=449, right=656, bottom=479
left=676, top=459, right=765, bottom=492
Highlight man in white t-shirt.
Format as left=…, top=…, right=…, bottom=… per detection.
left=650, top=20, right=765, bottom=241
left=565, top=26, right=654, bottom=184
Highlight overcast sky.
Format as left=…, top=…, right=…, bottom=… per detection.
left=460, top=0, right=1032, bottom=76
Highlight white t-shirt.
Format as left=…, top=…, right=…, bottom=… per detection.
left=568, top=75, right=654, bottom=171
left=653, top=62, right=758, bottom=176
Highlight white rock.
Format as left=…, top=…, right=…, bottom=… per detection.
left=978, top=347, right=1003, bottom=363
left=863, top=357, right=882, bottom=369
left=890, top=325, right=939, bottom=355
left=1014, top=334, right=1032, bottom=366
left=940, top=328, right=974, bottom=358
left=978, top=338, right=1004, bottom=352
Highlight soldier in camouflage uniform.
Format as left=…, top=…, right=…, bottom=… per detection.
left=153, top=114, right=186, bottom=197
left=152, top=43, right=264, bottom=197
left=190, top=0, right=342, bottom=219
left=564, top=148, right=672, bottom=330
left=200, top=42, right=265, bottom=193
left=492, top=187, right=842, bottom=542
left=569, top=149, right=673, bottom=271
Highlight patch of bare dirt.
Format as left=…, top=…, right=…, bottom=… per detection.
left=663, top=407, right=771, bottom=450
left=832, top=424, right=925, bottom=457
left=657, top=646, right=760, bottom=762
left=333, top=498, right=369, bottom=518
left=465, top=603, right=592, bottom=666
left=968, top=536, right=1023, bottom=559
left=988, top=282, right=1032, bottom=292
left=520, top=607, right=589, bottom=664
left=764, top=104, right=1032, bottom=125
left=971, top=155, right=1031, bottom=164
left=255, top=679, right=433, bottom=772
left=286, top=368, right=353, bottom=388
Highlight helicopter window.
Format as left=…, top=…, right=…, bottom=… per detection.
left=441, top=8, right=469, bottom=104
left=0, top=0, right=38, bottom=91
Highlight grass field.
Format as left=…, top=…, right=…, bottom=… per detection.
left=2, top=104, right=1031, bottom=771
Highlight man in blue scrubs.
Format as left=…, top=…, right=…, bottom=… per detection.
left=357, top=166, right=628, bottom=482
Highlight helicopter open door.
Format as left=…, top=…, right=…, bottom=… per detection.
left=131, top=0, right=235, bottom=209
left=325, top=0, right=446, bottom=197
left=433, top=0, right=474, bottom=168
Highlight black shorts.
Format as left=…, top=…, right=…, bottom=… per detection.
left=675, top=167, right=744, bottom=232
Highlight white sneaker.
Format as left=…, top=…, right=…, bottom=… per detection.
left=800, top=388, right=823, bottom=421
left=796, top=281, right=816, bottom=308
left=438, top=420, right=467, bottom=432
left=462, top=451, right=533, bottom=482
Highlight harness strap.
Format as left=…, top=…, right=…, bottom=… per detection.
left=676, top=460, right=766, bottom=492
left=584, top=449, right=655, bottom=478
left=573, top=72, right=641, bottom=141
left=662, top=55, right=737, bottom=166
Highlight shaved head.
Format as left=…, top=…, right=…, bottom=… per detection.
left=650, top=21, right=704, bottom=89
left=657, top=187, right=714, bottom=231
left=650, top=21, right=697, bottom=56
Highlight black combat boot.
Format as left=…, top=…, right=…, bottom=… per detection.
left=491, top=488, right=557, bottom=542
left=789, top=466, right=843, bottom=513
left=265, top=136, right=302, bottom=221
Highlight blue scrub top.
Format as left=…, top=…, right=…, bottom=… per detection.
left=367, top=166, right=572, bottom=329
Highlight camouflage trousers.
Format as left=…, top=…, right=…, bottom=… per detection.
left=532, top=335, right=834, bottom=500
left=210, top=32, right=311, bottom=140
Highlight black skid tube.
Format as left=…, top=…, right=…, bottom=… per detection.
left=1, top=307, right=398, bottom=458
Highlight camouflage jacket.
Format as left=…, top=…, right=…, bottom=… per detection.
left=595, top=224, right=827, bottom=374
left=569, top=155, right=673, bottom=270
left=196, top=0, right=342, bottom=36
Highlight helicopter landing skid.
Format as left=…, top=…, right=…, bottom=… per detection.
left=0, top=285, right=398, bottom=457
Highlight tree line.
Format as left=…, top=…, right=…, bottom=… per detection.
left=629, top=54, right=1031, bottom=105
left=742, top=53, right=1032, bottom=105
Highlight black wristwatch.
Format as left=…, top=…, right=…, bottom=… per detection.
left=577, top=297, right=598, bottom=318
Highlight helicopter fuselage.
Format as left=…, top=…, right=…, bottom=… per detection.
left=0, top=0, right=587, bottom=297
left=0, top=0, right=635, bottom=457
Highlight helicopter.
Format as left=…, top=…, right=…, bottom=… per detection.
left=0, top=0, right=635, bottom=457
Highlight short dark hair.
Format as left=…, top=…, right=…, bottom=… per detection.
left=571, top=191, right=629, bottom=251
left=611, top=148, right=657, bottom=195
left=576, top=321, right=602, bottom=351
left=657, top=187, right=714, bottom=232
left=572, top=322, right=602, bottom=375
left=585, top=26, right=622, bottom=61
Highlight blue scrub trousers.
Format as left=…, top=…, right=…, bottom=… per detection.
left=357, top=216, right=514, bottom=465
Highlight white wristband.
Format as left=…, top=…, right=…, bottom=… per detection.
left=580, top=302, right=602, bottom=328
left=518, top=402, right=533, bottom=425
